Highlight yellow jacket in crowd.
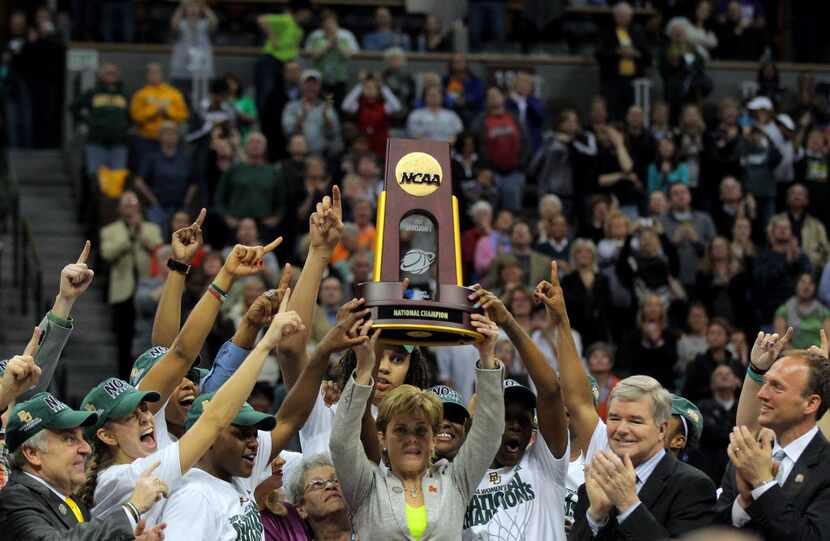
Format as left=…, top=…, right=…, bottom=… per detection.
left=129, top=83, right=189, bottom=139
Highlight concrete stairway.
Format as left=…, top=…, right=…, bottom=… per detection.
left=1, top=149, right=118, bottom=406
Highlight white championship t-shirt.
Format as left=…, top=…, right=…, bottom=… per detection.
left=91, top=402, right=182, bottom=521
left=462, top=434, right=570, bottom=541
left=158, top=430, right=274, bottom=541
left=299, top=389, right=377, bottom=458
left=564, top=420, right=608, bottom=529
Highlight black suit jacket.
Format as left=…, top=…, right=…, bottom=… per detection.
left=569, top=452, right=716, bottom=541
left=715, top=430, right=830, bottom=541
left=595, top=25, right=652, bottom=81
left=0, top=471, right=134, bottom=541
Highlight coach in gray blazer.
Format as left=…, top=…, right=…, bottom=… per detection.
left=330, top=315, right=505, bottom=541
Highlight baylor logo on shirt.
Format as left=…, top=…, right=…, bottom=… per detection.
left=229, top=500, right=263, bottom=541
left=463, top=471, right=536, bottom=530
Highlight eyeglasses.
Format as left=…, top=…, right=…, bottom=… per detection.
left=304, top=478, right=340, bottom=493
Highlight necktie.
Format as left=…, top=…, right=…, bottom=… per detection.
left=773, top=449, right=787, bottom=485
left=64, top=496, right=85, bottom=524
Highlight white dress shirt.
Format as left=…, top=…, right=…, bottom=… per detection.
left=587, top=448, right=667, bottom=535
left=731, top=426, right=819, bottom=527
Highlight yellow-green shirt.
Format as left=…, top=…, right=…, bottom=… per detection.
left=262, top=14, right=303, bottom=61
left=405, top=504, right=427, bottom=540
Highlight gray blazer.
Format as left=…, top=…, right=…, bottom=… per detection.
left=330, top=366, right=505, bottom=541
left=1, top=311, right=73, bottom=401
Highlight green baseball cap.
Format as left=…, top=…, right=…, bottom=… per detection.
left=6, top=392, right=98, bottom=452
left=503, top=379, right=537, bottom=408
left=81, top=378, right=160, bottom=434
left=129, top=346, right=170, bottom=386
left=130, top=346, right=205, bottom=388
left=428, top=385, right=470, bottom=419
left=670, top=394, right=703, bottom=444
left=184, top=392, right=277, bottom=431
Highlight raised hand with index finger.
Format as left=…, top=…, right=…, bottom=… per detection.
left=171, top=208, right=206, bottom=263
left=58, top=240, right=95, bottom=300
left=534, top=260, right=568, bottom=326
left=309, top=186, right=344, bottom=254
left=0, top=354, right=42, bottom=402
left=224, top=236, right=282, bottom=277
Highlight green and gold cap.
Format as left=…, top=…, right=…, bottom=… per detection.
left=6, top=392, right=97, bottom=452
left=428, top=385, right=470, bottom=419
left=81, top=378, right=160, bottom=434
left=670, top=394, right=703, bottom=444
left=184, top=392, right=277, bottom=431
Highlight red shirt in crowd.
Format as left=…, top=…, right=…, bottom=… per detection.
left=482, top=113, right=522, bottom=173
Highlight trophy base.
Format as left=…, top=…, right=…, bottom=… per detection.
left=355, top=281, right=484, bottom=347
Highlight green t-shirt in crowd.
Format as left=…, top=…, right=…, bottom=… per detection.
left=214, top=163, right=285, bottom=220
left=262, top=14, right=303, bottom=61
left=775, top=301, right=830, bottom=349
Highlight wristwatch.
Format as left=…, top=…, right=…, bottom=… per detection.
left=167, top=258, right=191, bottom=276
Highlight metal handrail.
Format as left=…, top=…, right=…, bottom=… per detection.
left=4, top=150, right=45, bottom=324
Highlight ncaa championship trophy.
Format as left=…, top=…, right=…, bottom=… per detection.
left=355, top=138, right=484, bottom=346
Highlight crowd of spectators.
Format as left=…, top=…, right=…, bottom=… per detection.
left=4, top=0, right=830, bottom=402
left=3, top=2, right=830, bottom=541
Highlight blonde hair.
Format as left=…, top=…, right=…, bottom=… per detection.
left=603, top=210, right=630, bottom=239
left=376, top=384, right=443, bottom=434
left=570, top=238, right=598, bottom=271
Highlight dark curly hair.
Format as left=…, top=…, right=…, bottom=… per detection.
left=336, top=345, right=432, bottom=392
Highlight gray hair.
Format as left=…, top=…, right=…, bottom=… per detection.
left=10, top=430, right=49, bottom=470
left=285, top=453, right=335, bottom=506
left=538, top=194, right=562, bottom=215
left=608, top=375, right=671, bottom=426
left=384, top=47, right=406, bottom=61
left=665, top=16, right=693, bottom=38
left=469, top=200, right=492, bottom=218
left=613, top=2, right=633, bottom=16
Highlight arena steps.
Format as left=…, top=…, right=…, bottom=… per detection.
left=2, top=149, right=118, bottom=407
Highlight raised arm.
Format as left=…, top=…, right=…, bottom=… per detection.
left=278, top=186, right=344, bottom=388
left=22, top=241, right=95, bottom=399
left=537, top=260, right=599, bottom=455
left=200, top=266, right=293, bottom=394
left=472, top=285, right=568, bottom=457
left=152, top=209, right=205, bottom=347
left=450, top=313, right=506, bottom=500
left=330, top=320, right=379, bottom=506
left=0, top=354, right=41, bottom=414
left=735, top=328, right=793, bottom=435
left=180, top=289, right=304, bottom=472
left=270, top=310, right=370, bottom=460
left=138, top=239, right=282, bottom=412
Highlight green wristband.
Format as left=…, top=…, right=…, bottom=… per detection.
left=210, top=282, right=229, bottom=297
left=746, top=366, right=765, bottom=385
